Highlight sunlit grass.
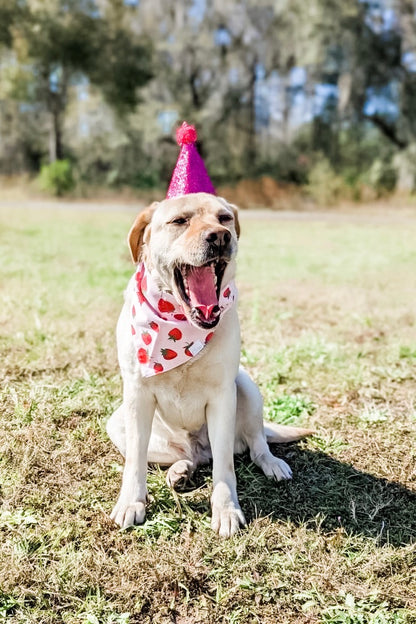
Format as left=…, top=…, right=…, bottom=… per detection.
left=0, top=205, right=415, bottom=623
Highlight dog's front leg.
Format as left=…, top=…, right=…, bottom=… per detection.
left=206, top=386, right=246, bottom=538
left=110, top=376, right=155, bottom=529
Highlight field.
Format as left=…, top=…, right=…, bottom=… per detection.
left=0, top=202, right=415, bottom=624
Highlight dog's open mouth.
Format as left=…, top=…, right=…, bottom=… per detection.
left=174, top=260, right=227, bottom=328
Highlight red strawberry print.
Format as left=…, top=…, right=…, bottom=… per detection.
left=137, top=348, right=149, bottom=364
left=142, top=331, right=152, bottom=345
left=149, top=321, right=159, bottom=332
left=131, top=325, right=136, bottom=336
left=153, top=363, right=164, bottom=374
left=161, top=348, right=177, bottom=360
left=135, top=265, right=144, bottom=286
left=137, top=288, right=146, bottom=305
left=205, top=332, right=214, bottom=343
left=158, top=298, right=175, bottom=313
left=141, top=275, right=147, bottom=292
left=174, top=313, right=186, bottom=321
left=184, top=342, right=194, bottom=357
left=132, top=305, right=136, bottom=317
left=223, top=287, right=231, bottom=298
left=135, top=266, right=146, bottom=304
left=168, top=328, right=182, bottom=342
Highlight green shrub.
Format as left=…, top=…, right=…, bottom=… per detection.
left=38, top=160, right=75, bottom=196
left=366, top=158, right=397, bottom=196
left=106, top=167, right=161, bottom=189
left=306, top=157, right=346, bottom=206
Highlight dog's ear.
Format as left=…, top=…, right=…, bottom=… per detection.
left=128, top=202, right=158, bottom=263
left=229, top=203, right=241, bottom=239
left=217, top=197, right=241, bottom=239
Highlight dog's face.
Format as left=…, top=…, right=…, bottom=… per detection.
left=128, top=193, right=240, bottom=329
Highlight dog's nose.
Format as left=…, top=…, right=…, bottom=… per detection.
left=205, top=229, right=231, bottom=246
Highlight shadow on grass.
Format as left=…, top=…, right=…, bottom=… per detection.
left=144, top=444, right=415, bottom=546
left=229, top=444, right=416, bottom=548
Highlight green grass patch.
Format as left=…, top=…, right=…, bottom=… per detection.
left=399, top=345, right=416, bottom=360
left=1, top=205, right=415, bottom=623
left=265, top=394, right=316, bottom=425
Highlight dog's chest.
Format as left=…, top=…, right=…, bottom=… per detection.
left=149, top=316, right=240, bottom=432
left=154, top=382, right=210, bottom=431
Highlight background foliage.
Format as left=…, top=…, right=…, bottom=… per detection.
left=2, top=0, right=416, bottom=198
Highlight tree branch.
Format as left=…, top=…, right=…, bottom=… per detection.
left=364, top=113, right=407, bottom=149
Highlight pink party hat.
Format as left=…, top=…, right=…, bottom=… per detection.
left=166, top=122, right=216, bottom=198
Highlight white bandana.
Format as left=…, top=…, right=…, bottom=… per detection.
left=129, top=262, right=237, bottom=377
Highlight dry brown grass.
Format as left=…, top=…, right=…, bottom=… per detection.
left=0, top=204, right=415, bottom=623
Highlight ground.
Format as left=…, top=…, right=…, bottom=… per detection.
left=0, top=201, right=415, bottom=623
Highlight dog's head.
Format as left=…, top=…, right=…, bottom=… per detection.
left=128, top=193, right=240, bottom=329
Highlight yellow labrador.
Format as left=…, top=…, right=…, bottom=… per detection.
left=107, top=192, right=311, bottom=537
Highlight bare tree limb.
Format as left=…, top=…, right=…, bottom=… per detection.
left=364, top=114, right=408, bottom=149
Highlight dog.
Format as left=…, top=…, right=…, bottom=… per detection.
left=106, top=192, right=311, bottom=537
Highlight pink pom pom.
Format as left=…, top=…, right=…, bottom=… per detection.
left=176, top=122, right=197, bottom=146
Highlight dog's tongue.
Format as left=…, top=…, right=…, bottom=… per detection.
left=187, top=266, right=218, bottom=320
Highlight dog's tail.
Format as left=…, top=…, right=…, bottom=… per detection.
left=264, top=421, right=314, bottom=443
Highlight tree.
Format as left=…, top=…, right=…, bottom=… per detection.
left=0, top=0, right=152, bottom=163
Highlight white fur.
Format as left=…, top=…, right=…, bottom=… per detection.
left=107, top=194, right=311, bottom=537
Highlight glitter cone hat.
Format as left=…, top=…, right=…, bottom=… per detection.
left=166, top=122, right=215, bottom=198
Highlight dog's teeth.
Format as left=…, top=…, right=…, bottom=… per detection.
left=184, top=278, right=190, bottom=296
left=210, top=263, right=217, bottom=285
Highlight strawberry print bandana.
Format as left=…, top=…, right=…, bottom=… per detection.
left=130, top=262, right=237, bottom=377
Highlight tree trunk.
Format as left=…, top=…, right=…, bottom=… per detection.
left=47, top=82, right=65, bottom=163
left=246, top=60, right=257, bottom=168
left=49, top=108, right=63, bottom=162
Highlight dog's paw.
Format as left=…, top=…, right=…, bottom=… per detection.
left=211, top=504, right=246, bottom=538
left=166, top=459, right=194, bottom=490
left=110, top=500, right=146, bottom=529
left=261, top=456, right=293, bottom=481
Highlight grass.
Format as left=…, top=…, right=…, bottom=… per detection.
left=0, top=203, right=415, bottom=623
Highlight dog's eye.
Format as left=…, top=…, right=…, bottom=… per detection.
left=218, top=214, right=233, bottom=224
left=170, top=217, right=188, bottom=225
